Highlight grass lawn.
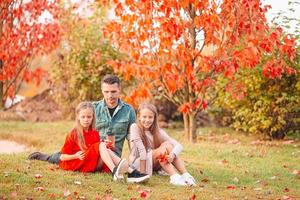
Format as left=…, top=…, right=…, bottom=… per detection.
left=0, top=121, right=299, bottom=200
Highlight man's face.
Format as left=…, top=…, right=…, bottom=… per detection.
left=101, top=82, right=121, bottom=108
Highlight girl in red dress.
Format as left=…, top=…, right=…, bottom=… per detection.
left=59, top=101, right=128, bottom=180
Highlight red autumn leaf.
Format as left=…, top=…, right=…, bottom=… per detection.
left=35, top=186, right=45, bottom=192
left=48, top=193, right=56, bottom=199
left=34, top=174, right=42, bottom=179
left=222, top=159, right=229, bottom=164
left=139, top=190, right=149, bottom=199
left=227, top=185, right=236, bottom=190
left=284, top=188, right=290, bottom=193
left=190, top=194, right=196, bottom=200
left=157, top=151, right=169, bottom=163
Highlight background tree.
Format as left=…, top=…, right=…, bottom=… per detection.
left=50, top=2, right=120, bottom=118
left=0, top=0, right=62, bottom=108
left=104, top=0, right=297, bottom=142
left=212, top=0, right=300, bottom=139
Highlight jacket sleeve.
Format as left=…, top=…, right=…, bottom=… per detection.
left=159, top=129, right=183, bottom=157
left=60, top=130, right=77, bottom=154
left=129, top=123, right=147, bottom=160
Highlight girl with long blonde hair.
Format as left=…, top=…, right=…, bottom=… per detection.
left=129, top=102, right=196, bottom=186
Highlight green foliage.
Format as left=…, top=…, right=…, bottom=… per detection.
left=213, top=46, right=300, bottom=139
left=50, top=5, right=119, bottom=117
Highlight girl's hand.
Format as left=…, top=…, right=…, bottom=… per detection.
left=74, top=151, right=85, bottom=160
left=167, top=153, right=175, bottom=163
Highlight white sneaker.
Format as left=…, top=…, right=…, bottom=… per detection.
left=181, top=172, right=197, bottom=186
left=170, top=174, right=187, bottom=186
left=112, top=159, right=128, bottom=181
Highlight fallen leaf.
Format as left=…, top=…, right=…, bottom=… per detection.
left=64, top=189, right=71, bottom=197
left=35, top=186, right=44, bottom=192
left=190, top=194, right=196, bottom=200
left=282, top=195, right=296, bottom=200
left=227, top=185, right=236, bottom=190
left=10, top=191, right=17, bottom=198
left=127, top=185, right=133, bottom=190
left=284, top=188, right=290, bottom=192
left=282, top=140, right=294, bottom=145
left=74, top=180, right=82, bottom=185
left=34, top=174, right=42, bottom=179
left=254, top=187, right=262, bottom=191
left=140, top=191, right=148, bottom=199
left=201, top=178, right=209, bottom=183
left=292, top=170, right=300, bottom=176
left=48, top=193, right=56, bottom=199
left=222, top=159, right=229, bottom=164
left=269, top=176, right=276, bottom=180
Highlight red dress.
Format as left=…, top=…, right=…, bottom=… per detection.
left=59, top=128, right=110, bottom=173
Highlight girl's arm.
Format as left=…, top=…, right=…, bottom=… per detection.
left=129, top=123, right=147, bottom=173
left=60, top=151, right=85, bottom=161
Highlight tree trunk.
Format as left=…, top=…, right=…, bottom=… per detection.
left=183, top=112, right=197, bottom=142
left=183, top=113, right=190, bottom=140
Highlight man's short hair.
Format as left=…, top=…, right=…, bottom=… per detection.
left=101, top=74, right=120, bottom=86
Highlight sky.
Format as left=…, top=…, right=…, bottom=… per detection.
left=263, top=0, right=300, bottom=34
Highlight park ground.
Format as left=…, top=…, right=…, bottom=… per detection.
left=0, top=121, right=299, bottom=200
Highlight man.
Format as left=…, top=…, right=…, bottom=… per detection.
left=28, top=75, right=148, bottom=182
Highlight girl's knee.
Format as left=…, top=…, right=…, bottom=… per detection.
left=161, top=141, right=173, bottom=152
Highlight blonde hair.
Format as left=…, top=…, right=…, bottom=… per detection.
left=74, top=101, right=96, bottom=150
left=137, top=102, right=162, bottom=149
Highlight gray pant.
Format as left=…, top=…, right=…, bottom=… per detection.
left=48, top=152, right=61, bottom=164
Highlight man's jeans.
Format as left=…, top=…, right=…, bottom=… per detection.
left=48, top=152, right=61, bottom=164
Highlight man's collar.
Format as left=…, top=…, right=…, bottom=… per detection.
left=103, top=99, right=124, bottom=109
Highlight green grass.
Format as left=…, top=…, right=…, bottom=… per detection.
left=0, top=121, right=299, bottom=200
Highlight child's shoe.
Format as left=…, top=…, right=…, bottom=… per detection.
left=181, top=172, right=197, bottom=186
left=127, top=169, right=150, bottom=183
left=112, top=159, right=128, bottom=181
left=170, top=173, right=187, bottom=186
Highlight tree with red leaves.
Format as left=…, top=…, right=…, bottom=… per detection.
left=0, top=0, right=61, bottom=108
left=104, top=0, right=297, bottom=142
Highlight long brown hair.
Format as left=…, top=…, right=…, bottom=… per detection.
left=137, top=102, right=162, bottom=149
left=74, top=101, right=96, bottom=150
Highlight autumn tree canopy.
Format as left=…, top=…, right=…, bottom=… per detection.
left=0, top=0, right=61, bottom=107
left=104, top=0, right=297, bottom=141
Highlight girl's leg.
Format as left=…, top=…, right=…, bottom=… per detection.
left=99, top=143, right=116, bottom=171
left=152, top=142, right=176, bottom=176
left=156, top=141, right=187, bottom=174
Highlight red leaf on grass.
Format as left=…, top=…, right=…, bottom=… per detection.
left=190, top=194, right=196, bottom=200
left=292, top=170, right=300, bottom=176
left=227, top=185, right=236, bottom=190
left=35, top=186, right=44, bottom=192
left=48, top=193, right=56, bottom=199
left=140, top=191, right=148, bottom=199
left=34, top=174, right=42, bottom=179
left=222, top=159, right=229, bottom=164
left=284, top=188, right=290, bottom=192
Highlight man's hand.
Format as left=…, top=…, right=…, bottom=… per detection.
left=74, top=151, right=85, bottom=160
